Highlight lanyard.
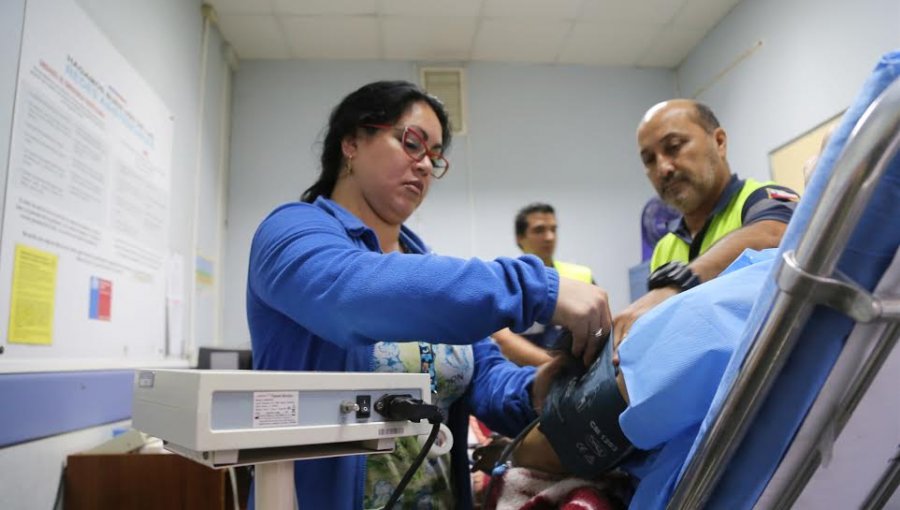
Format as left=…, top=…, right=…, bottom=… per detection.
left=418, top=342, right=437, bottom=395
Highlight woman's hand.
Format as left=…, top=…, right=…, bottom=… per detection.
left=551, top=277, right=612, bottom=367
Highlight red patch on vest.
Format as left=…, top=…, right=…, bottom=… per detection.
left=767, top=189, right=799, bottom=202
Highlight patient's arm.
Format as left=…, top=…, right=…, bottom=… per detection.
left=512, top=368, right=631, bottom=475
left=613, top=220, right=787, bottom=343
left=492, top=328, right=553, bottom=366
left=512, top=426, right=567, bottom=474
left=688, top=220, right=786, bottom=283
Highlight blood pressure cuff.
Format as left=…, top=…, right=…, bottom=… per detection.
left=539, top=332, right=636, bottom=478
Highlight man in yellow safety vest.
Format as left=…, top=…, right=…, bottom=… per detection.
left=614, top=99, right=799, bottom=347
left=492, top=203, right=595, bottom=366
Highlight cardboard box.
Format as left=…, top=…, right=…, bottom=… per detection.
left=65, top=453, right=246, bottom=510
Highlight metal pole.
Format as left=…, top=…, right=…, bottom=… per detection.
left=860, top=446, right=900, bottom=510
left=256, top=461, right=298, bottom=510
left=666, top=77, right=900, bottom=510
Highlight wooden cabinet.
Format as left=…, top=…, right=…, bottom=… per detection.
left=65, top=454, right=247, bottom=510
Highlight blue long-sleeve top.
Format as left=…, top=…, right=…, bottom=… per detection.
left=246, top=197, right=557, bottom=509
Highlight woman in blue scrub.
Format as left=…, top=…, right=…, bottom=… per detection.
left=246, top=80, right=611, bottom=509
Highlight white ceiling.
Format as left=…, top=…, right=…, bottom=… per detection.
left=209, top=0, right=743, bottom=68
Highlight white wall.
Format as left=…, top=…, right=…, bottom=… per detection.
left=0, top=0, right=231, bottom=507
left=677, top=0, right=900, bottom=183
left=461, top=63, right=673, bottom=298
left=0, top=0, right=25, bottom=224
left=0, top=420, right=129, bottom=510
left=73, top=0, right=234, bottom=354
left=193, top=26, right=233, bottom=350
left=223, top=60, right=674, bottom=346
left=677, top=0, right=900, bottom=507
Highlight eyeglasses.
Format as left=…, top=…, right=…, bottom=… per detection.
left=363, top=124, right=450, bottom=178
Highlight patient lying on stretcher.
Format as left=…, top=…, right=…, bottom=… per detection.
left=476, top=249, right=776, bottom=509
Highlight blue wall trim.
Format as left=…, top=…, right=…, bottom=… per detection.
left=0, top=370, right=133, bottom=447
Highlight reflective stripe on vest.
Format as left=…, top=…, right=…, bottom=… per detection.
left=650, top=178, right=771, bottom=271
left=554, top=260, right=593, bottom=283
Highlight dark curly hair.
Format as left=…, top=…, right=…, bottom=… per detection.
left=301, top=80, right=452, bottom=203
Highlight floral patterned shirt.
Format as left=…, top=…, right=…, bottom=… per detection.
left=364, top=341, right=474, bottom=509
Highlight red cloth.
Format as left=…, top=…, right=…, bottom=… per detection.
left=486, top=467, right=616, bottom=510
left=470, top=416, right=495, bottom=504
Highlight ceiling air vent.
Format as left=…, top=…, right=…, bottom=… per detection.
left=420, top=67, right=466, bottom=135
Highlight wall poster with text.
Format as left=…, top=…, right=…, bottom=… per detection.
left=0, top=0, right=173, bottom=367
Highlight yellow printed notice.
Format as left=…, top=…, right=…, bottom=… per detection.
left=8, top=244, right=58, bottom=345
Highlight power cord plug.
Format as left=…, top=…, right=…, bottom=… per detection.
left=375, top=394, right=444, bottom=510
left=375, top=394, right=443, bottom=424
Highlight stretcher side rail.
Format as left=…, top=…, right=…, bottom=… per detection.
left=860, top=445, right=900, bottom=510
left=665, top=75, right=900, bottom=510
left=769, top=255, right=900, bottom=510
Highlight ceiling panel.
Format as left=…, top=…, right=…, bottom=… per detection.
left=672, top=0, right=742, bottom=29
left=638, top=27, right=707, bottom=67
left=216, top=14, right=290, bottom=59
left=207, top=0, right=271, bottom=15
left=579, top=0, right=686, bottom=24
left=379, top=0, right=484, bottom=18
left=382, top=17, right=478, bottom=61
left=272, top=0, right=377, bottom=16
left=209, top=0, right=745, bottom=68
left=482, top=0, right=581, bottom=20
left=281, top=16, right=381, bottom=59
left=559, top=22, right=661, bottom=66
left=472, top=18, right=572, bottom=62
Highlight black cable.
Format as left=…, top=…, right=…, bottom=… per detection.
left=382, top=419, right=440, bottom=510
left=483, top=417, right=541, bottom=503
left=376, top=395, right=444, bottom=510
left=52, top=462, right=65, bottom=510
left=476, top=332, right=574, bottom=504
